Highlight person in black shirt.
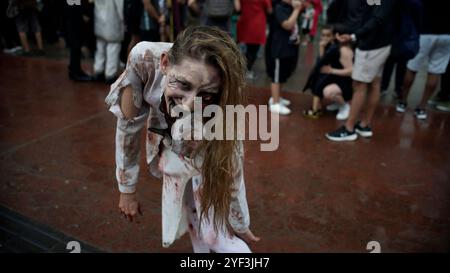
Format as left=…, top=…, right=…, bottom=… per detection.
left=266, top=0, right=303, bottom=115
left=326, top=0, right=397, bottom=141
left=64, top=0, right=93, bottom=82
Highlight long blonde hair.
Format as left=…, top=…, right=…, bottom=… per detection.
left=167, top=26, right=247, bottom=232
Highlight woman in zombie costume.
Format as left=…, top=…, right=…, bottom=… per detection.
left=105, top=26, right=259, bottom=253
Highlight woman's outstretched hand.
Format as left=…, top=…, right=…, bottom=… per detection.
left=236, top=229, right=261, bottom=245
left=119, top=193, right=143, bottom=222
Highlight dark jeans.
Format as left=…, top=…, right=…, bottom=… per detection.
left=245, top=44, right=260, bottom=71
left=63, top=1, right=95, bottom=74
left=381, top=54, right=408, bottom=96
left=64, top=6, right=83, bottom=73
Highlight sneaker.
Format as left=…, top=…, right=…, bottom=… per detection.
left=326, top=103, right=340, bottom=112
left=326, top=126, right=358, bottom=142
left=303, top=109, right=323, bottom=119
left=436, top=101, right=450, bottom=112
left=12, top=46, right=23, bottom=53
left=69, top=70, right=93, bottom=82
left=355, top=122, right=373, bottom=138
left=336, top=103, right=350, bottom=121
left=270, top=103, right=291, bottom=115
left=3, top=48, right=16, bottom=54
left=269, top=97, right=291, bottom=106
left=428, top=96, right=444, bottom=106
left=414, top=108, right=427, bottom=120
left=396, top=102, right=407, bottom=113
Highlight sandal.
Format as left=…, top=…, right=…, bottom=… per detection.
left=303, top=109, right=323, bottom=119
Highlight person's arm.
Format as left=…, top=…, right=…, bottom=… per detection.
left=234, top=0, right=241, bottom=13
left=143, top=0, right=161, bottom=21
left=105, top=43, right=154, bottom=221
left=281, top=1, right=303, bottom=31
left=228, top=142, right=260, bottom=244
left=320, top=46, right=353, bottom=77
left=318, top=41, right=327, bottom=58
left=187, top=0, right=200, bottom=16
left=334, top=46, right=353, bottom=76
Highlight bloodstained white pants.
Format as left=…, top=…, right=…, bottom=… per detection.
left=184, top=176, right=251, bottom=253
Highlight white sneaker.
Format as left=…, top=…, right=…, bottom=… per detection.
left=270, top=103, right=291, bottom=115
left=269, top=97, right=291, bottom=106
left=3, top=48, right=15, bottom=54
left=336, top=103, right=350, bottom=120
left=326, top=103, right=340, bottom=112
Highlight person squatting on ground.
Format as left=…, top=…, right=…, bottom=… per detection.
left=266, top=0, right=304, bottom=115
left=105, top=26, right=260, bottom=253
left=303, top=25, right=353, bottom=120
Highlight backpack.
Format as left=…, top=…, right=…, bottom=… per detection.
left=205, top=0, right=234, bottom=18
left=397, top=0, right=423, bottom=60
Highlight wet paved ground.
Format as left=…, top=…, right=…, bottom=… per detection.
left=0, top=44, right=449, bottom=253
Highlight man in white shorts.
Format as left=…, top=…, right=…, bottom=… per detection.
left=326, top=0, right=397, bottom=142
left=396, top=2, right=450, bottom=120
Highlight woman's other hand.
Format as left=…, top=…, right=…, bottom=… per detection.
left=236, top=229, right=261, bottom=245
left=119, top=192, right=143, bottom=222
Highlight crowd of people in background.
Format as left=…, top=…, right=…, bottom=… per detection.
left=1, top=0, right=449, bottom=142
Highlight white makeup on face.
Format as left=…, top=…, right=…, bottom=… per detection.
left=163, top=57, right=221, bottom=117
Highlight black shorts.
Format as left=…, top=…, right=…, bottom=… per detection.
left=266, top=56, right=298, bottom=84
left=311, top=74, right=353, bottom=102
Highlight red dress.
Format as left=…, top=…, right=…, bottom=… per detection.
left=237, top=0, right=272, bottom=45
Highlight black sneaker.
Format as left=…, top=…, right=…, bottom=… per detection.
left=355, top=122, right=373, bottom=138
left=69, top=70, right=93, bottom=82
left=396, top=102, right=407, bottom=113
left=414, top=108, right=427, bottom=120
left=326, top=126, right=358, bottom=142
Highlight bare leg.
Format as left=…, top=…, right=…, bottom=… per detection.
left=312, top=96, right=321, bottom=111
left=345, top=81, right=368, bottom=131
left=361, top=77, right=381, bottom=127
left=418, top=73, right=440, bottom=109
left=399, top=69, right=417, bottom=102
left=35, top=32, right=44, bottom=50
left=127, top=35, right=140, bottom=56
left=323, top=84, right=346, bottom=105
left=18, top=32, right=30, bottom=52
left=271, top=83, right=281, bottom=104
